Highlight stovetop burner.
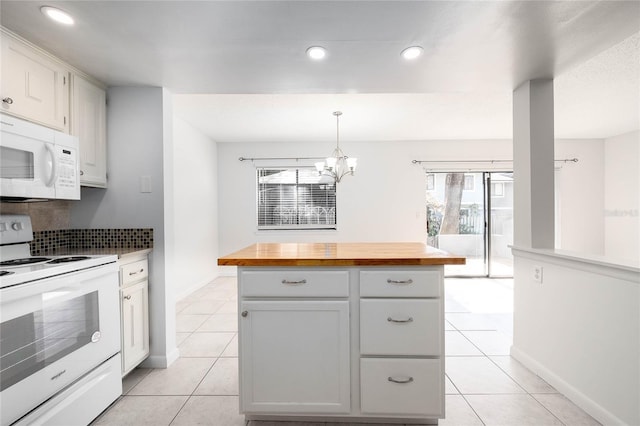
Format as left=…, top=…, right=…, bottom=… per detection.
left=47, top=256, right=91, bottom=264
left=0, top=257, right=52, bottom=267
left=0, top=271, right=14, bottom=276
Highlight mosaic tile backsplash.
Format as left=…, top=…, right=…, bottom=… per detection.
left=31, top=229, right=153, bottom=256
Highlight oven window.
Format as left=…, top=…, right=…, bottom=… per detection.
left=0, top=146, right=35, bottom=179
left=0, top=291, right=99, bottom=391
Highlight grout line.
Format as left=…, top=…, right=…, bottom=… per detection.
left=167, top=395, right=192, bottom=426
left=458, top=393, right=487, bottom=426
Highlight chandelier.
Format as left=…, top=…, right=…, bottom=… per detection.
left=315, top=111, right=357, bottom=183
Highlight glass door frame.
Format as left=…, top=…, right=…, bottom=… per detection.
left=426, top=170, right=513, bottom=278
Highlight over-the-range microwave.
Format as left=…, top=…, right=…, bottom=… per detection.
left=0, top=114, right=80, bottom=201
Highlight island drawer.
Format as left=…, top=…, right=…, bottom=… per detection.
left=360, top=358, right=443, bottom=416
left=360, top=270, right=441, bottom=298
left=240, top=269, right=349, bottom=297
left=120, top=258, right=148, bottom=287
left=360, top=299, right=441, bottom=356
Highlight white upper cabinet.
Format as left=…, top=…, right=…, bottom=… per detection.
left=1, top=32, right=69, bottom=132
left=72, top=74, right=107, bottom=187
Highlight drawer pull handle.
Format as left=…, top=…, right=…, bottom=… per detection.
left=387, top=278, right=413, bottom=285
left=124, top=295, right=132, bottom=300
left=281, top=279, right=307, bottom=285
left=129, top=268, right=144, bottom=276
left=387, top=316, right=413, bottom=323
left=388, top=376, right=414, bottom=384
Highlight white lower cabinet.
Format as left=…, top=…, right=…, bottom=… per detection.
left=360, top=358, right=442, bottom=416
left=239, top=300, right=350, bottom=414
left=360, top=299, right=441, bottom=356
left=119, top=254, right=150, bottom=376
left=237, top=266, right=444, bottom=421
left=359, top=268, right=444, bottom=418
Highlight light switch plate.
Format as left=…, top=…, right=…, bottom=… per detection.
left=140, top=176, right=152, bottom=193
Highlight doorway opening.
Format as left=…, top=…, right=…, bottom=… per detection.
left=426, top=171, right=514, bottom=277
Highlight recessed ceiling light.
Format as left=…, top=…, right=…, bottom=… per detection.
left=401, top=46, right=423, bottom=60
left=40, top=6, right=74, bottom=25
left=306, top=46, right=327, bottom=60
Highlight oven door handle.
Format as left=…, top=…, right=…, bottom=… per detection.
left=45, top=143, right=58, bottom=187
left=0, top=266, right=116, bottom=305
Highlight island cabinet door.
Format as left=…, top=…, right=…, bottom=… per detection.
left=239, top=300, right=351, bottom=414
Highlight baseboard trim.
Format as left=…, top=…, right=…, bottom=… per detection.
left=510, top=345, right=629, bottom=426
left=175, top=274, right=218, bottom=301
left=140, top=347, right=180, bottom=369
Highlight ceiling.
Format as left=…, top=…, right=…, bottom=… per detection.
left=1, top=1, right=639, bottom=141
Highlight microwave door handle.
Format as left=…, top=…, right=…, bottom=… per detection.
left=45, top=143, right=58, bottom=187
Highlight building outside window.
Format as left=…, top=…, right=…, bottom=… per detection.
left=257, top=168, right=336, bottom=230
left=491, top=182, right=504, bottom=197
left=426, top=173, right=435, bottom=191
left=463, top=174, right=475, bottom=191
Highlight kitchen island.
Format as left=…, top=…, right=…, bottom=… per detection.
left=218, top=242, right=465, bottom=424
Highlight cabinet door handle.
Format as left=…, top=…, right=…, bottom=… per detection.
left=387, top=316, right=413, bottom=323
left=129, top=269, right=144, bottom=276
left=124, top=295, right=132, bottom=300
left=281, top=279, right=307, bottom=285
left=241, top=310, right=248, bottom=317
left=2, top=97, right=13, bottom=105
left=387, top=278, right=413, bottom=285
left=388, top=376, right=414, bottom=384
left=80, top=170, right=84, bottom=176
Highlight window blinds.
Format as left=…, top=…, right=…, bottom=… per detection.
left=257, top=168, right=336, bottom=229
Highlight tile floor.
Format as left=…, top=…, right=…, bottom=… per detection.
left=93, top=277, right=601, bottom=426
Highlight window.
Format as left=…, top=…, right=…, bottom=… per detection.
left=463, top=174, right=475, bottom=191
left=491, top=182, right=504, bottom=197
left=257, top=168, right=336, bottom=230
left=426, top=174, right=435, bottom=191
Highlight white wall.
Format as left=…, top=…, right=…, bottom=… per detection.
left=172, top=116, right=219, bottom=299
left=217, top=139, right=511, bottom=272
left=512, top=249, right=639, bottom=425
left=71, top=87, right=178, bottom=368
left=604, top=130, right=640, bottom=262
left=217, top=139, right=604, bottom=264
left=555, top=138, right=605, bottom=255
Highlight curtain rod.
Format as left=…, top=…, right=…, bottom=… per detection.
left=411, top=158, right=578, bottom=164
left=239, top=156, right=324, bottom=162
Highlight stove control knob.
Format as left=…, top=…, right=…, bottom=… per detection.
left=11, top=222, right=23, bottom=231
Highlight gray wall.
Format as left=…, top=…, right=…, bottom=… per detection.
left=71, top=86, right=177, bottom=367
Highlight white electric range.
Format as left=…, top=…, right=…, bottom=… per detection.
left=0, top=214, right=122, bottom=426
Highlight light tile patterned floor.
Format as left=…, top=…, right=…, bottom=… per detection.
left=93, top=277, right=601, bottom=426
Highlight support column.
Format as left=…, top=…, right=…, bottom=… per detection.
left=513, top=79, right=555, bottom=249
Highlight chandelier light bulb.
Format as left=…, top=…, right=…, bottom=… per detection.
left=316, top=111, right=357, bottom=183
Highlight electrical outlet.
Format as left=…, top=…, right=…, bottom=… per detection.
left=533, top=265, right=543, bottom=283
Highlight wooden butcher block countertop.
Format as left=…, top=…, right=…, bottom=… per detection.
left=218, top=242, right=466, bottom=267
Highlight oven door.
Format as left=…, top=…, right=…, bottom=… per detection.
left=0, top=263, right=120, bottom=426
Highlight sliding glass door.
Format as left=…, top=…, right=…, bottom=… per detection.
left=426, top=171, right=513, bottom=277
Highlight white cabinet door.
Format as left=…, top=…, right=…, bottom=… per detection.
left=240, top=300, right=350, bottom=414
left=121, top=280, right=149, bottom=375
left=1, top=35, right=69, bottom=132
left=71, top=74, right=107, bottom=187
